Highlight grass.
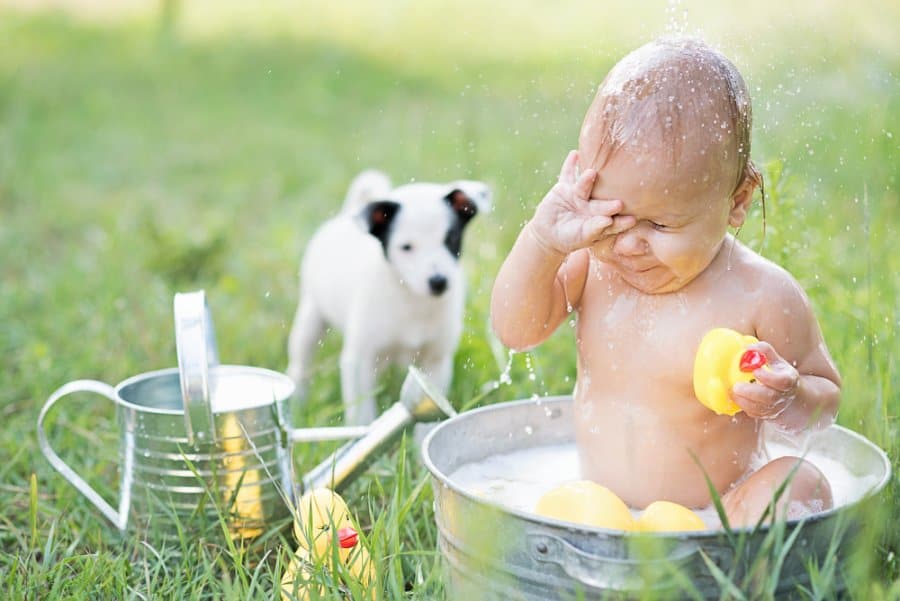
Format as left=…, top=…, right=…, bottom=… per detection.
left=1, top=1, right=897, bottom=598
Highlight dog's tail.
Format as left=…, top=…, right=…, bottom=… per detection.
left=342, top=170, right=392, bottom=214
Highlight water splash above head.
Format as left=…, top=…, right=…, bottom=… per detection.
left=664, top=0, right=690, bottom=36
left=578, top=36, right=761, bottom=197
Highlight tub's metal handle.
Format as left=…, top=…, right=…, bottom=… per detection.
left=174, top=290, right=219, bottom=447
left=528, top=532, right=701, bottom=591
left=37, top=380, right=127, bottom=532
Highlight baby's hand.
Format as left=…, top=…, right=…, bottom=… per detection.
left=730, top=342, right=799, bottom=420
left=528, top=150, right=635, bottom=255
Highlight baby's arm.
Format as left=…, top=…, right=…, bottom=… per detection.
left=491, top=232, right=589, bottom=350
left=491, top=151, right=633, bottom=350
left=732, top=272, right=841, bottom=431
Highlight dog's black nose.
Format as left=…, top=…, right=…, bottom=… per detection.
left=428, top=275, right=448, bottom=295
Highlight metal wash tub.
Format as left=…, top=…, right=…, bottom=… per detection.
left=422, top=396, right=891, bottom=599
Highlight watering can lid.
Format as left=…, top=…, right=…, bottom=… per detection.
left=173, top=290, right=220, bottom=446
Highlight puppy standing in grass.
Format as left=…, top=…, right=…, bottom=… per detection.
left=287, top=170, right=491, bottom=424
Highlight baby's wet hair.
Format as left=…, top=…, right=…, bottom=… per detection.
left=580, top=36, right=763, bottom=199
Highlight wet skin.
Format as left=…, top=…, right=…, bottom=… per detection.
left=491, top=148, right=841, bottom=525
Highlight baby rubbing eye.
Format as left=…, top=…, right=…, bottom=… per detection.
left=401, top=243, right=414, bottom=251
left=649, top=221, right=669, bottom=231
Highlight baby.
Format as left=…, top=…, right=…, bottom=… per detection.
left=491, top=38, right=841, bottom=527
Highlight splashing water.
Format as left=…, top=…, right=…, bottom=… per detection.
left=664, top=0, right=690, bottom=35
left=481, top=349, right=516, bottom=395
left=524, top=353, right=537, bottom=382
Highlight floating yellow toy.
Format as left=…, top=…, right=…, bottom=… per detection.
left=635, top=501, right=706, bottom=532
left=693, top=328, right=768, bottom=416
left=281, top=488, right=375, bottom=601
left=535, top=481, right=634, bottom=531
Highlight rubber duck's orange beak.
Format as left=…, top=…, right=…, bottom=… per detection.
left=338, top=526, right=358, bottom=549
left=739, top=350, right=767, bottom=372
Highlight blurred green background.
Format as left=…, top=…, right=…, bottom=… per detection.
left=1, top=0, right=897, bottom=598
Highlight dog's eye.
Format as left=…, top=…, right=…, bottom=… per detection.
left=401, top=243, right=414, bottom=252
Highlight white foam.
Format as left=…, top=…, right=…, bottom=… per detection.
left=448, top=437, right=881, bottom=529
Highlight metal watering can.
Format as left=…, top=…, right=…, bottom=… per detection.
left=37, top=290, right=454, bottom=540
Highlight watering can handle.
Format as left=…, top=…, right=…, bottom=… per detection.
left=528, top=532, right=702, bottom=591
left=36, top=380, right=126, bottom=532
left=174, top=290, right=219, bottom=447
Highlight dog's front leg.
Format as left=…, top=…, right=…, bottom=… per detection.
left=286, top=295, right=325, bottom=402
left=339, top=345, right=379, bottom=425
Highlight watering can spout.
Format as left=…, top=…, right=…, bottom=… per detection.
left=301, top=366, right=456, bottom=493
left=400, top=366, right=457, bottom=422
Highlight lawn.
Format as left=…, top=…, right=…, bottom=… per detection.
left=1, top=1, right=897, bottom=599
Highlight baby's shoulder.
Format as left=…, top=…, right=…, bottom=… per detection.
left=732, top=242, right=805, bottom=289
left=728, top=241, right=815, bottom=319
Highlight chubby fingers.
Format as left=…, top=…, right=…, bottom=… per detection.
left=606, top=213, right=637, bottom=235
left=583, top=214, right=635, bottom=242
left=583, top=200, right=634, bottom=236
left=559, top=150, right=579, bottom=184
left=731, top=381, right=791, bottom=420
left=572, top=166, right=598, bottom=203
left=744, top=341, right=799, bottom=393
left=584, top=198, right=622, bottom=215
left=582, top=215, right=616, bottom=240
left=731, top=341, right=798, bottom=419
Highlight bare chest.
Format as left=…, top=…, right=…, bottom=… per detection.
left=576, top=275, right=756, bottom=394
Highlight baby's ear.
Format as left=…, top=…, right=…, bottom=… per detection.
left=728, top=178, right=757, bottom=228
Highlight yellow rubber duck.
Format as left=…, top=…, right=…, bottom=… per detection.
left=635, top=501, right=706, bottom=532
left=220, top=414, right=265, bottom=539
left=535, top=481, right=634, bottom=531
left=281, top=488, right=375, bottom=601
left=693, top=328, right=768, bottom=416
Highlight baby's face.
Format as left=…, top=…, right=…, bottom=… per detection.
left=582, top=145, right=735, bottom=294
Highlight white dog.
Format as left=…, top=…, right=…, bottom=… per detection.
left=286, top=170, right=491, bottom=424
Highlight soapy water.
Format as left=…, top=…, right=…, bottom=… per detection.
left=449, top=437, right=881, bottom=529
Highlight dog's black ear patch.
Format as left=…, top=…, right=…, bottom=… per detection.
left=362, top=200, right=401, bottom=256
left=444, top=189, right=478, bottom=259
left=445, top=190, right=478, bottom=225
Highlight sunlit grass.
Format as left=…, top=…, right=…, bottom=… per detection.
left=1, top=1, right=897, bottom=598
